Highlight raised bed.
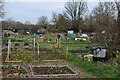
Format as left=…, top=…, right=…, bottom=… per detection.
left=1, top=65, right=27, bottom=78
left=30, top=65, right=77, bottom=77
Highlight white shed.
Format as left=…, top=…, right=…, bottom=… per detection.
left=68, top=30, right=74, bottom=34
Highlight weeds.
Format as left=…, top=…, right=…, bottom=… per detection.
left=66, top=53, right=120, bottom=78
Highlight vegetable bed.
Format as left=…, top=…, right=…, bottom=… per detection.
left=32, top=66, right=75, bottom=75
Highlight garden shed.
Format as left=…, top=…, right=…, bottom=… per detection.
left=68, top=30, right=74, bottom=34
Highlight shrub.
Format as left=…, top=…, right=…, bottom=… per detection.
left=116, top=53, right=120, bottom=65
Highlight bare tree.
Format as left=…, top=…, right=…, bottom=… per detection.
left=64, top=0, right=87, bottom=32
left=37, top=16, right=49, bottom=29
left=114, top=0, right=120, bottom=51
left=91, top=2, right=117, bottom=58
left=51, top=12, right=58, bottom=27
left=0, top=0, right=4, bottom=18
left=51, top=12, right=58, bottom=32
left=56, top=14, right=70, bottom=32
left=82, top=15, right=95, bottom=33
left=115, top=0, right=120, bottom=24
left=51, top=12, right=70, bottom=32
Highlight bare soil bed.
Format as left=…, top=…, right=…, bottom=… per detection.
left=32, top=66, right=75, bottom=75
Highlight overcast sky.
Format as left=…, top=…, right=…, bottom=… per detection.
left=4, top=1, right=100, bottom=24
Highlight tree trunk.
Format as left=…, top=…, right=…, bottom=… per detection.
left=117, top=11, right=120, bottom=51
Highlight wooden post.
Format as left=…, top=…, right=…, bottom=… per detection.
left=37, top=43, right=39, bottom=61
left=58, top=39, right=60, bottom=48
left=59, top=38, right=61, bottom=48
left=33, top=33, right=36, bottom=48
left=6, top=39, right=11, bottom=61
left=66, top=46, right=68, bottom=59
left=34, top=38, right=36, bottom=48
left=57, top=34, right=61, bottom=48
